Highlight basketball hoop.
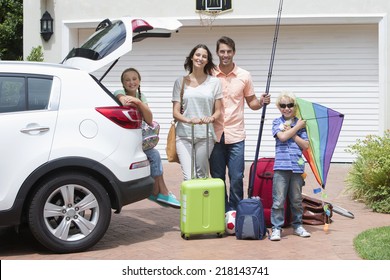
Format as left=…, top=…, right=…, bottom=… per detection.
left=195, top=0, right=232, bottom=29
left=197, top=9, right=221, bottom=29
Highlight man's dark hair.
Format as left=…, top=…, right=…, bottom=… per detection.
left=216, top=36, right=236, bottom=52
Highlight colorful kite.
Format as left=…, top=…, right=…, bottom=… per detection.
left=295, top=98, right=344, bottom=190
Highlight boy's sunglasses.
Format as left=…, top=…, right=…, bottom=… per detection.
left=279, top=103, right=295, bottom=109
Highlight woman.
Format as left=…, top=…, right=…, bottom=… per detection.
left=115, top=68, right=180, bottom=208
left=172, top=44, right=223, bottom=180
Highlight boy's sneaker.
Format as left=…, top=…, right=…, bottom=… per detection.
left=148, top=194, right=169, bottom=207
left=294, top=226, right=311, bottom=238
left=270, top=229, right=281, bottom=241
left=157, top=192, right=181, bottom=209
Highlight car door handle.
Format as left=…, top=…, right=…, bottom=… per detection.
left=20, top=126, right=50, bottom=134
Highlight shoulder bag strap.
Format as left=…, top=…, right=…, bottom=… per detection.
left=180, top=76, right=185, bottom=114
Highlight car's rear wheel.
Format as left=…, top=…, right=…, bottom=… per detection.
left=28, top=172, right=111, bottom=253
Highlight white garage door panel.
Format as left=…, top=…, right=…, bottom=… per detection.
left=90, top=24, right=379, bottom=163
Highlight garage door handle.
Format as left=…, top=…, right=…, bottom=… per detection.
left=20, top=126, right=50, bottom=134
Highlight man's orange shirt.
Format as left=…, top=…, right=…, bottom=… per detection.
left=213, top=64, right=256, bottom=144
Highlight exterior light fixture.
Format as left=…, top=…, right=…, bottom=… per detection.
left=40, top=11, right=53, bottom=41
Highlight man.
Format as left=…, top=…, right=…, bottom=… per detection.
left=210, top=36, right=270, bottom=211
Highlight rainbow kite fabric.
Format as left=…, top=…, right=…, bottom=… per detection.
left=296, top=98, right=344, bottom=189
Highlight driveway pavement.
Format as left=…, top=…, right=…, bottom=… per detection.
left=1, top=162, right=389, bottom=260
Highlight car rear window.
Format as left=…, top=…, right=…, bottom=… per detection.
left=64, top=20, right=126, bottom=61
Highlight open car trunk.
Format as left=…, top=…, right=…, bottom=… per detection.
left=62, top=17, right=182, bottom=77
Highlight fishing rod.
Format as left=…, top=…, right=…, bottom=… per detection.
left=248, top=0, right=284, bottom=197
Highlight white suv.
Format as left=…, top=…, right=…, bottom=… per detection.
left=0, top=17, right=181, bottom=253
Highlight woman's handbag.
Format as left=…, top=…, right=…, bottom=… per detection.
left=142, top=121, right=160, bottom=151
left=166, top=120, right=179, bottom=163
left=165, top=77, right=185, bottom=163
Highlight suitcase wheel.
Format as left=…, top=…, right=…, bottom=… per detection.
left=181, top=233, right=190, bottom=240
left=217, top=233, right=223, bottom=238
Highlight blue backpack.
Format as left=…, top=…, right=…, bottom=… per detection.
left=235, top=197, right=267, bottom=240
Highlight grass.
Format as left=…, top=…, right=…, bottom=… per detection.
left=354, top=226, right=390, bottom=260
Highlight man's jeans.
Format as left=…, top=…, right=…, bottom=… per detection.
left=210, top=133, right=245, bottom=211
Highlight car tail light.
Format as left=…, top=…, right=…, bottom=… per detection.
left=132, top=19, right=153, bottom=33
left=96, top=106, right=142, bottom=129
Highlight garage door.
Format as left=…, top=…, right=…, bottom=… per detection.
left=91, top=24, right=379, bottom=163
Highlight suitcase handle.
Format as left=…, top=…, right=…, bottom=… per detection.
left=191, top=123, right=210, bottom=180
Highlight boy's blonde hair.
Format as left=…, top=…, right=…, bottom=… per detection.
left=275, top=91, right=296, bottom=108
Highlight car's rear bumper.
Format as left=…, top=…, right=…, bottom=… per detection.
left=114, top=175, right=154, bottom=211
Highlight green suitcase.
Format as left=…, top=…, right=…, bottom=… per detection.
left=180, top=177, right=225, bottom=239
left=180, top=124, right=225, bottom=240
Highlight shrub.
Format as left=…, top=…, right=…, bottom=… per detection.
left=26, top=46, right=44, bottom=62
left=346, top=130, right=390, bottom=213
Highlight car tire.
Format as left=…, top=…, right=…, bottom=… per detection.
left=28, top=172, right=111, bottom=253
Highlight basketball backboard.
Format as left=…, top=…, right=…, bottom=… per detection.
left=196, top=0, right=232, bottom=12
left=195, top=0, right=233, bottom=28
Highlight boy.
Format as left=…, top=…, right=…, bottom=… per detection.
left=270, top=91, right=311, bottom=241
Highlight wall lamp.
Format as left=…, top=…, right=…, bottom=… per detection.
left=40, top=11, right=53, bottom=41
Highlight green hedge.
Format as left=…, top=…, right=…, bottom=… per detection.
left=346, top=130, right=390, bottom=213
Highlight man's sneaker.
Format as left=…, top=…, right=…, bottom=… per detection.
left=294, top=226, right=311, bottom=238
left=157, top=192, right=181, bottom=209
left=148, top=194, right=169, bottom=207
left=270, top=229, right=281, bottom=241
